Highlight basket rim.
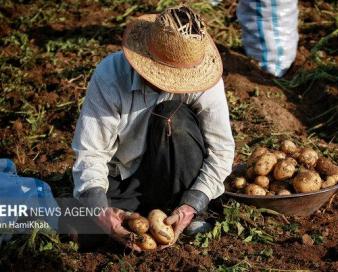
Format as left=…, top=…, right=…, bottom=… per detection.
left=223, top=184, right=338, bottom=199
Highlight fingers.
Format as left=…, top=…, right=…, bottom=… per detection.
left=126, top=241, right=142, bottom=252
left=158, top=244, right=171, bottom=250
left=99, top=208, right=143, bottom=252
left=122, top=211, right=140, bottom=220
left=165, top=213, right=179, bottom=225
left=172, top=227, right=183, bottom=244
left=157, top=227, right=184, bottom=251
left=111, top=233, right=129, bottom=246
left=164, top=211, right=184, bottom=245
left=111, top=229, right=142, bottom=252
left=113, top=224, right=131, bottom=237
left=158, top=231, right=181, bottom=251
left=112, top=235, right=142, bottom=252
left=171, top=215, right=188, bottom=244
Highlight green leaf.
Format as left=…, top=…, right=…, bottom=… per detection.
left=236, top=222, right=244, bottom=236
left=39, top=242, right=53, bottom=252
left=222, top=222, right=230, bottom=233
left=115, top=5, right=138, bottom=22
left=212, top=222, right=222, bottom=239
left=243, top=235, right=253, bottom=243
left=259, top=248, right=274, bottom=259
left=201, top=238, right=209, bottom=248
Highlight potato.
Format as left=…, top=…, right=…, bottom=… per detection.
left=246, top=167, right=256, bottom=179
left=245, top=184, right=266, bottom=196
left=232, top=177, right=247, bottom=190
left=298, top=148, right=319, bottom=168
left=277, top=189, right=291, bottom=196
left=254, top=152, right=277, bottom=176
left=148, top=209, right=174, bottom=245
left=247, top=147, right=268, bottom=166
left=298, top=166, right=309, bottom=173
left=269, top=180, right=290, bottom=192
left=128, top=216, right=149, bottom=234
left=273, top=151, right=287, bottom=161
left=273, top=159, right=296, bottom=181
left=254, top=176, right=269, bottom=188
left=136, top=233, right=157, bottom=250
left=285, top=157, right=298, bottom=166
left=266, top=191, right=276, bottom=196
left=316, top=157, right=338, bottom=176
left=280, top=140, right=299, bottom=155
left=321, top=175, right=338, bottom=189
left=293, top=170, right=322, bottom=193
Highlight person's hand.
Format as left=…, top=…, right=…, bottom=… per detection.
left=97, top=207, right=142, bottom=252
left=162, top=204, right=196, bottom=247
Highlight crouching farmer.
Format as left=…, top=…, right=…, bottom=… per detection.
left=68, top=6, right=234, bottom=251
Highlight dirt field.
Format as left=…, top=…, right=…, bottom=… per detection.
left=0, top=0, right=337, bottom=271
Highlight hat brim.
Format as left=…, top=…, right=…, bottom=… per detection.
left=122, top=14, right=223, bottom=94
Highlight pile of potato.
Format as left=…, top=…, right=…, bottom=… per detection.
left=127, top=209, right=174, bottom=250
left=230, top=140, right=338, bottom=196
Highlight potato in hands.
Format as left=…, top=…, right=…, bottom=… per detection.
left=127, top=216, right=149, bottom=234
left=127, top=209, right=175, bottom=250
left=148, top=209, right=175, bottom=245
left=135, top=233, right=157, bottom=250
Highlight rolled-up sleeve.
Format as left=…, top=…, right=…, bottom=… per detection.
left=190, top=79, right=235, bottom=200
left=72, top=72, right=121, bottom=198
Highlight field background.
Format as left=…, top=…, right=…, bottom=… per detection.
left=0, top=0, right=337, bottom=271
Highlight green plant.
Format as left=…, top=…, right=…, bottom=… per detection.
left=194, top=201, right=277, bottom=248
left=310, top=232, right=324, bottom=245
left=226, top=91, right=250, bottom=121
left=0, top=222, right=78, bottom=271
left=46, top=37, right=101, bottom=56
left=239, top=144, right=251, bottom=157
left=257, top=248, right=274, bottom=260
left=215, top=260, right=251, bottom=272
left=156, top=0, right=178, bottom=11
left=257, top=135, right=281, bottom=150
left=17, top=102, right=46, bottom=135
left=118, top=257, right=135, bottom=272
left=282, top=223, right=299, bottom=234
left=215, top=260, right=312, bottom=272
left=1, top=222, right=61, bottom=257
left=100, top=255, right=135, bottom=272
left=115, top=5, right=140, bottom=22
left=273, top=29, right=338, bottom=141
left=1, top=31, right=36, bottom=68
left=12, top=3, right=62, bottom=29
left=274, top=65, right=338, bottom=96
left=246, top=134, right=282, bottom=150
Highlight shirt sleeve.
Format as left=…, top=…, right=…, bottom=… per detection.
left=190, top=78, right=235, bottom=201
left=72, top=72, right=121, bottom=198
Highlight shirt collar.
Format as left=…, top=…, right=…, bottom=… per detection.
left=130, top=69, right=170, bottom=97
left=130, top=69, right=143, bottom=92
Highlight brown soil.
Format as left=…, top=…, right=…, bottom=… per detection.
left=0, top=0, right=337, bottom=271
left=251, top=97, right=305, bottom=134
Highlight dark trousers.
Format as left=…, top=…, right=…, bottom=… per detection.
left=59, top=101, right=206, bottom=248
left=107, top=100, right=206, bottom=214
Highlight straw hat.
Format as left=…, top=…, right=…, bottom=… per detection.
left=122, top=6, right=223, bottom=93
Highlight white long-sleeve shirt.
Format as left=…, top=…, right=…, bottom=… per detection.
left=72, top=51, right=235, bottom=201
